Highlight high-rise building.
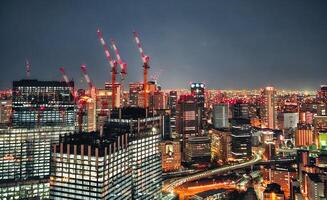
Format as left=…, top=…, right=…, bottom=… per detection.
left=0, top=126, right=74, bottom=199
left=104, top=82, right=121, bottom=108
left=129, top=82, right=143, bottom=107
left=210, top=128, right=232, bottom=164
left=50, top=131, right=132, bottom=199
left=190, top=83, right=206, bottom=128
left=176, top=94, right=200, bottom=149
left=169, top=91, right=177, bottom=135
left=107, top=108, right=162, bottom=200
left=313, top=115, right=327, bottom=149
left=184, top=136, right=211, bottom=163
left=12, top=79, right=75, bottom=128
left=231, top=124, right=252, bottom=160
left=149, top=91, right=167, bottom=110
left=160, top=140, right=181, bottom=172
left=212, top=104, right=230, bottom=128
left=261, top=87, right=277, bottom=129
left=295, top=124, right=314, bottom=147
left=232, top=101, right=249, bottom=119
left=306, top=173, right=325, bottom=200
left=0, top=79, right=76, bottom=199
left=0, top=99, right=11, bottom=124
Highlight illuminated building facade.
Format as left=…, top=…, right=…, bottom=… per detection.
left=107, top=108, right=162, bottom=200
left=295, top=124, right=314, bottom=147
left=262, top=167, right=296, bottom=199
left=210, top=128, right=232, bottom=164
left=184, top=136, right=211, bottom=163
left=231, top=125, right=252, bottom=160
left=306, top=173, right=325, bottom=200
left=261, top=87, right=277, bottom=129
left=169, top=91, right=177, bottom=134
left=12, top=79, right=75, bottom=128
left=212, top=104, right=229, bottom=128
left=0, top=99, right=11, bottom=124
left=0, top=126, right=74, bottom=199
left=50, top=132, right=132, bottom=199
left=129, top=82, right=143, bottom=107
left=176, top=94, right=200, bottom=149
left=160, top=140, right=181, bottom=172
left=190, top=83, right=206, bottom=128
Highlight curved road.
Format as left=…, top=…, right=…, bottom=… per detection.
left=163, top=153, right=262, bottom=194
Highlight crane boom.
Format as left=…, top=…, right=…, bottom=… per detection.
left=96, top=29, right=118, bottom=109
left=81, top=64, right=93, bottom=89
left=133, top=31, right=150, bottom=108
left=59, top=67, right=75, bottom=100
left=110, top=38, right=127, bottom=107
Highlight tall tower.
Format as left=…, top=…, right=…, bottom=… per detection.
left=261, top=86, right=277, bottom=129
left=190, top=83, right=206, bottom=128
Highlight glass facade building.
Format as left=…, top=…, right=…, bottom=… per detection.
left=0, top=126, right=74, bottom=199
left=50, top=132, right=132, bottom=200
left=108, top=108, right=162, bottom=200
left=12, top=79, right=75, bottom=128
left=0, top=79, right=76, bottom=199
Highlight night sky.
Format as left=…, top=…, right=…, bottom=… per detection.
left=1, top=0, right=327, bottom=90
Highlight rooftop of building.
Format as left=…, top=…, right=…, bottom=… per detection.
left=110, top=107, right=151, bottom=119
left=194, top=189, right=227, bottom=198
left=264, top=183, right=284, bottom=194
left=307, top=173, right=322, bottom=183
left=13, top=79, right=73, bottom=87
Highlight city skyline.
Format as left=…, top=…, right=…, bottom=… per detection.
left=1, top=0, right=327, bottom=90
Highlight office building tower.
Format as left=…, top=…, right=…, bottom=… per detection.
left=232, top=101, right=249, bottom=119
left=211, top=128, right=232, bottom=164
left=306, top=173, right=325, bottom=200
left=260, top=87, right=277, bottom=129
left=160, top=140, right=181, bottom=172
left=231, top=124, right=252, bottom=160
left=0, top=99, right=11, bottom=124
left=150, top=91, right=167, bottom=110
left=295, top=124, right=314, bottom=147
left=169, top=91, right=177, bottom=134
left=107, top=108, right=162, bottom=200
left=283, top=113, right=299, bottom=130
left=129, top=82, right=143, bottom=107
left=313, top=115, right=327, bottom=149
left=50, top=131, right=132, bottom=199
left=0, top=126, right=74, bottom=199
left=176, top=94, right=200, bottom=149
left=262, top=167, right=296, bottom=198
left=184, top=136, right=211, bottom=163
left=12, top=79, right=75, bottom=128
left=212, top=104, right=229, bottom=128
left=104, top=82, right=121, bottom=108
left=318, top=85, right=327, bottom=103
left=190, top=83, right=206, bottom=128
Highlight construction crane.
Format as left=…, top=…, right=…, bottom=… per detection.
left=110, top=38, right=127, bottom=107
left=25, top=59, right=31, bottom=79
left=59, top=67, right=84, bottom=132
left=96, top=29, right=118, bottom=109
left=80, top=64, right=97, bottom=98
left=133, top=31, right=150, bottom=108
left=80, top=64, right=97, bottom=132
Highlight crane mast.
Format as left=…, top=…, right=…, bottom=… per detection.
left=96, top=29, right=118, bottom=109
left=133, top=31, right=150, bottom=108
